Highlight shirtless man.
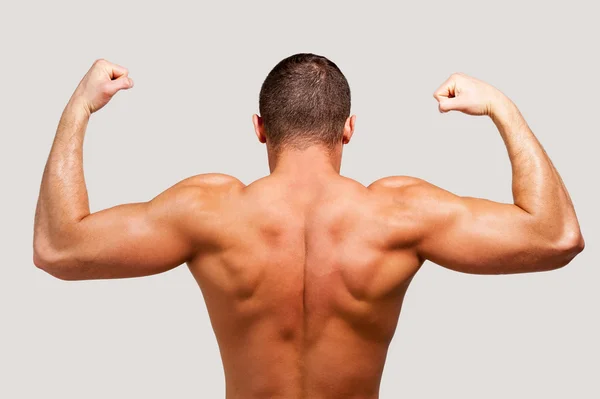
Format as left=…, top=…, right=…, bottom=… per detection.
left=33, top=54, right=584, bottom=399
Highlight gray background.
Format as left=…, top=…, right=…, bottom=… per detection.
left=1, top=1, right=598, bottom=398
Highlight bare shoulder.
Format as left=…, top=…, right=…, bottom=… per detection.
left=172, top=173, right=245, bottom=191
left=151, top=173, right=245, bottom=212
left=170, top=173, right=244, bottom=196
left=368, top=175, right=437, bottom=197
left=368, top=175, right=461, bottom=215
left=366, top=176, right=467, bottom=250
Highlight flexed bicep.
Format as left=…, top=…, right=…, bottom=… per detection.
left=34, top=185, right=199, bottom=280
left=34, top=173, right=244, bottom=280
left=412, top=72, right=584, bottom=274
left=407, top=181, right=578, bottom=275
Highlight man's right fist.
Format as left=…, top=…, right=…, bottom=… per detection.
left=69, top=59, right=134, bottom=115
left=433, top=73, right=506, bottom=117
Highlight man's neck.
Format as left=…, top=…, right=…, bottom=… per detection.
left=268, top=144, right=342, bottom=180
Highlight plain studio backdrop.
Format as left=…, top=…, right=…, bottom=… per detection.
left=0, top=1, right=597, bottom=398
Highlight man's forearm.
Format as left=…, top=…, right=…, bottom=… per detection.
left=34, top=59, right=134, bottom=256
left=34, top=100, right=91, bottom=250
left=491, top=97, right=582, bottom=242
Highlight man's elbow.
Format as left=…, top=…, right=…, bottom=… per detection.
left=33, top=243, right=82, bottom=281
left=547, top=228, right=585, bottom=269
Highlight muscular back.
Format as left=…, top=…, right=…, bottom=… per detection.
left=187, top=174, right=421, bottom=398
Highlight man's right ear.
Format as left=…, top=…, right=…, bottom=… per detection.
left=252, top=114, right=267, bottom=144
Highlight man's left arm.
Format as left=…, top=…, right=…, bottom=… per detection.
left=33, top=59, right=197, bottom=280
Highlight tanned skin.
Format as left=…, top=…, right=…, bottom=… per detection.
left=34, top=60, right=584, bottom=399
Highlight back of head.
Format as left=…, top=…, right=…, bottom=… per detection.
left=259, top=53, right=351, bottom=151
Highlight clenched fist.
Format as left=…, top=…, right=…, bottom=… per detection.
left=69, top=59, right=134, bottom=115
left=433, top=73, right=507, bottom=117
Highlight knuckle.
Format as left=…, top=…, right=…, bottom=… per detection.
left=100, top=82, right=112, bottom=94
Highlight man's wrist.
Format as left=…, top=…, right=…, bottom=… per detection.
left=488, top=94, right=528, bottom=141
left=65, top=97, right=92, bottom=120
left=55, top=97, right=91, bottom=141
left=490, top=95, right=520, bottom=126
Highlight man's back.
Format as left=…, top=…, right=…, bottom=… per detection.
left=187, top=173, right=420, bottom=398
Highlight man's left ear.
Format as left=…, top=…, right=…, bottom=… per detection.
left=342, top=115, right=356, bottom=144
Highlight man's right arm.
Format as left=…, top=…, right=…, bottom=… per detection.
left=378, top=73, right=584, bottom=275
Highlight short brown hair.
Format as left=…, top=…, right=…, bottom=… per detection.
left=259, top=53, right=351, bottom=150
